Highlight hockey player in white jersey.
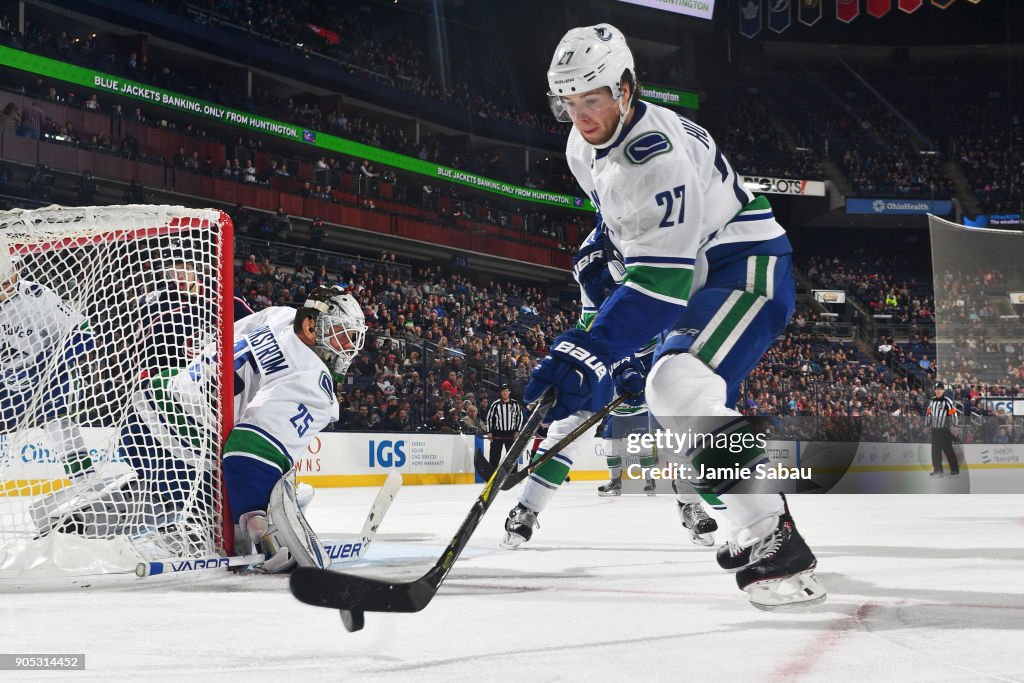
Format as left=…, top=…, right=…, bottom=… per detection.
left=0, top=235, right=96, bottom=478
left=224, top=286, right=364, bottom=570
left=46, top=285, right=367, bottom=572
left=508, top=24, right=824, bottom=609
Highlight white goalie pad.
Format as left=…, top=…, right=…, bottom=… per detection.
left=26, top=471, right=208, bottom=561
left=296, top=481, right=315, bottom=511
left=265, top=472, right=331, bottom=571
left=29, top=472, right=139, bottom=538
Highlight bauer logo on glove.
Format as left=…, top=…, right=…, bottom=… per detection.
left=552, top=339, right=608, bottom=380
left=525, top=329, right=612, bottom=421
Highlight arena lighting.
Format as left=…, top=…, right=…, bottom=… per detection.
left=920, top=150, right=940, bottom=155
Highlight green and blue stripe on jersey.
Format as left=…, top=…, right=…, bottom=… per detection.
left=590, top=196, right=781, bottom=360
left=224, top=423, right=293, bottom=473
left=654, top=235, right=796, bottom=408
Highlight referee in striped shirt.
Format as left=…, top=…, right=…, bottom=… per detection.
left=926, top=382, right=960, bottom=477
left=486, top=385, right=524, bottom=477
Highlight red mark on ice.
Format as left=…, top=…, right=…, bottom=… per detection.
left=772, top=601, right=876, bottom=681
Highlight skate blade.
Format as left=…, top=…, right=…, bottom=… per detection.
left=688, top=532, right=715, bottom=547
left=499, top=532, right=527, bottom=550
left=597, top=490, right=622, bottom=497
left=747, top=570, right=827, bottom=611
left=751, top=592, right=827, bottom=612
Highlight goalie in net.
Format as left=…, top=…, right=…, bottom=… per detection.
left=1, top=206, right=365, bottom=581
left=34, top=284, right=366, bottom=573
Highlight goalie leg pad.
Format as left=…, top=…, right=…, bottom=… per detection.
left=296, top=481, right=315, bottom=512
left=265, top=473, right=330, bottom=571
left=29, top=471, right=138, bottom=538
left=237, top=510, right=297, bottom=574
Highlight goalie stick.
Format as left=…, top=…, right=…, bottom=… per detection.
left=288, top=390, right=555, bottom=615
left=137, top=471, right=403, bottom=578
left=499, top=393, right=633, bottom=491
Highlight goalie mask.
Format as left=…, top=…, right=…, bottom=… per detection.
left=546, top=23, right=636, bottom=149
left=302, top=286, right=366, bottom=375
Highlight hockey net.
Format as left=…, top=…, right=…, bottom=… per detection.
left=0, top=205, right=233, bottom=585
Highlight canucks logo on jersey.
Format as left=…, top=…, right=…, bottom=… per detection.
left=624, top=132, right=672, bottom=165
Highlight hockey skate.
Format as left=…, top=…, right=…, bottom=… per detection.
left=678, top=501, right=717, bottom=546
left=643, top=476, right=656, bottom=496
left=717, top=538, right=753, bottom=572
left=734, top=497, right=826, bottom=610
left=500, top=503, right=539, bottom=550
left=597, top=476, right=622, bottom=497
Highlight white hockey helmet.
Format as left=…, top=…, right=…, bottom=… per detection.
left=303, top=286, right=367, bottom=375
left=546, top=24, right=636, bottom=143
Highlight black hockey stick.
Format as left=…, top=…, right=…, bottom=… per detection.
left=288, top=389, right=555, bottom=614
left=499, top=392, right=633, bottom=491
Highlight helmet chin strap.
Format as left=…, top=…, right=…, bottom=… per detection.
left=590, top=95, right=631, bottom=150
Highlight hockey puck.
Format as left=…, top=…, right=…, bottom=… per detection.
left=340, top=609, right=365, bottom=632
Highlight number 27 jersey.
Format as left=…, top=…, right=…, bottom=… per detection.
left=565, top=100, right=787, bottom=358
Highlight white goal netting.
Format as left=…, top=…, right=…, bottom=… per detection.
left=0, top=205, right=232, bottom=585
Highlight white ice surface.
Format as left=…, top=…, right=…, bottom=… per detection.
left=2, top=484, right=1023, bottom=682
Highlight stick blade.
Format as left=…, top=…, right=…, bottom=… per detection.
left=358, top=471, right=403, bottom=544
left=289, top=567, right=435, bottom=613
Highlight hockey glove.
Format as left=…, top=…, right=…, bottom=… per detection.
left=572, top=224, right=618, bottom=309
left=525, top=328, right=612, bottom=422
left=610, top=355, right=647, bottom=407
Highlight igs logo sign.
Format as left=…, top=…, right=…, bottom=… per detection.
left=368, top=439, right=406, bottom=467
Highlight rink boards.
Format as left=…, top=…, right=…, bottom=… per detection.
left=1, top=429, right=1023, bottom=494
